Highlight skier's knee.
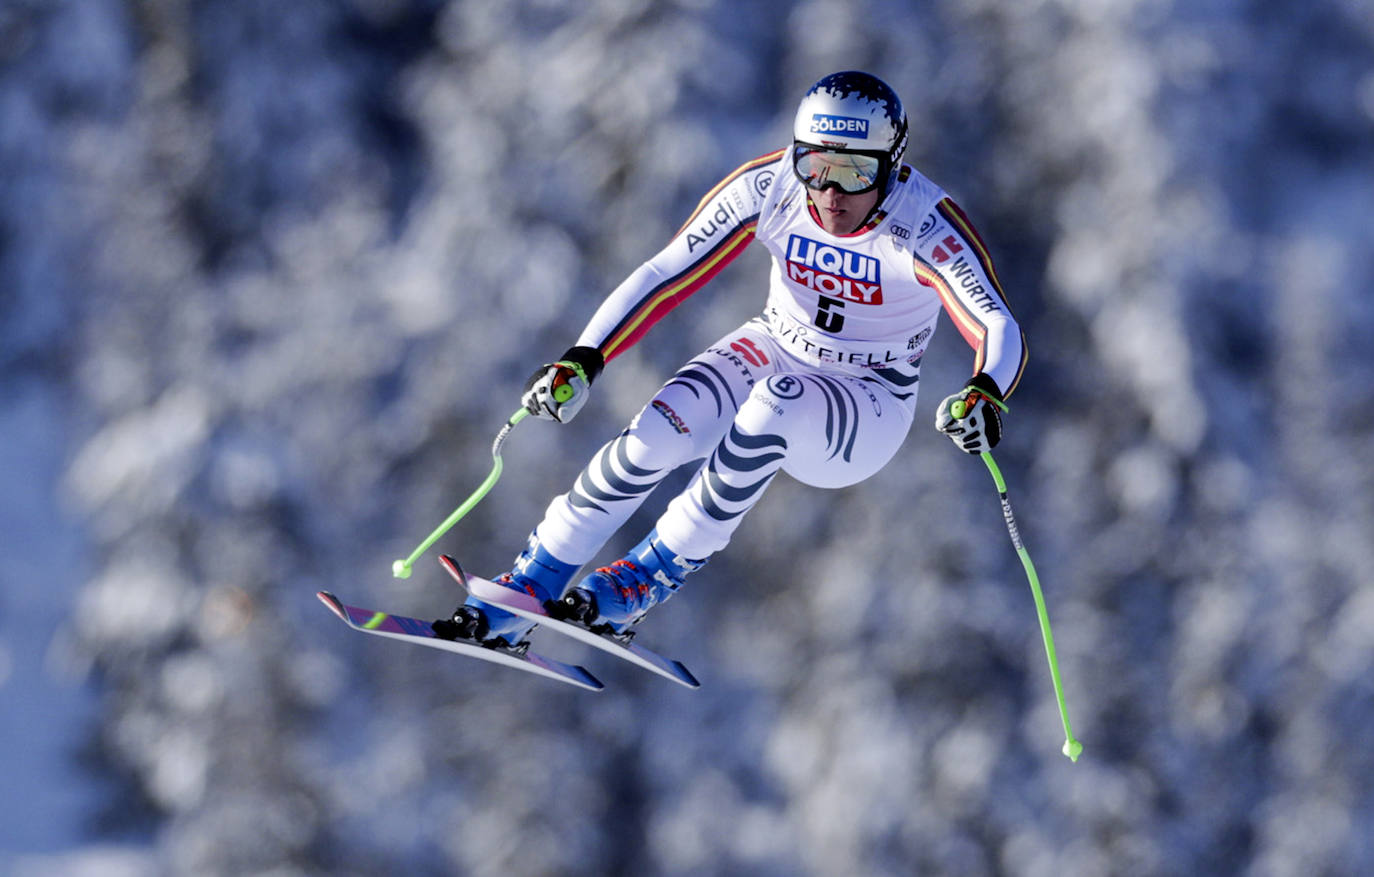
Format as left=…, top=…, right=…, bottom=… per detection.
left=628, top=380, right=728, bottom=464
left=625, top=399, right=697, bottom=469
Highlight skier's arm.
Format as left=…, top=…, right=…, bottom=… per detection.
left=522, top=152, right=779, bottom=423
left=914, top=196, right=1027, bottom=400
left=524, top=152, right=781, bottom=423
left=576, top=150, right=783, bottom=364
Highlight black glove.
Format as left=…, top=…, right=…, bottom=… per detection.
left=934, top=373, right=1007, bottom=454
left=522, top=346, right=604, bottom=423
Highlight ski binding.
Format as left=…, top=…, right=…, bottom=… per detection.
left=439, top=555, right=701, bottom=689
left=316, top=590, right=604, bottom=691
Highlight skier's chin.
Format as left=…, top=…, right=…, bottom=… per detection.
left=812, top=188, right=877, bottom=234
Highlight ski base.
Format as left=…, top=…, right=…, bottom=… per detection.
left=440, top=555, right=701, bottom=689
left=316, top=591, right=604, bottom=691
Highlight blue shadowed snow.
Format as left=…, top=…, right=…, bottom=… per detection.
left=0, top=382, right=99, bottom=860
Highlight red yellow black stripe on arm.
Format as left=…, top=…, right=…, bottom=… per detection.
left=598, top=150, right=782, bottom=363
left=915, top=197, right=1028, bottom=397
left=670, top=149, right=784, bottom=238
left=600, top=220, right=757, bottom=362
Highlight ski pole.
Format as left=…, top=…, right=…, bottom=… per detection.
left=950, top=400, right=1082, bottom=763
left=392, top=406, right=531, bottom=579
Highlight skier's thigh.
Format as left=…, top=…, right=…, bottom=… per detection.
left=633, top=328, right=778, bottom=462
left=736, top=371, right=912, bottom=489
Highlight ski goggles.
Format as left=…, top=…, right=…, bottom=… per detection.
left=791, top=144, right=886, bottom=194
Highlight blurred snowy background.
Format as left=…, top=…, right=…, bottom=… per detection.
left=3, top=0, right=1373, bottom=874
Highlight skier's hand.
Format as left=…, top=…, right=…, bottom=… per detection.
left=935, top=373, right=1007, bottom=454
left=522, top=346, right=604, bottom=423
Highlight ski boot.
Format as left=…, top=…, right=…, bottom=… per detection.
left=433, top=532, right=578, bottom=647
left=552, top=530, right=705, bottom=636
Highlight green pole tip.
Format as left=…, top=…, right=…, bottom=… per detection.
left=554, top=384, right=574, bottom=403
left=1063, top=739, right=1083, bottom=762
left=950, top=399, right=967, bottom=419
left=392, top=559, right=412, bottom=579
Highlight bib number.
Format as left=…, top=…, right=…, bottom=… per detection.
left=814, top=295, right=845, bottom=333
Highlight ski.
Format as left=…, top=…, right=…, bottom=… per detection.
left=440, top=555, right=701, bottom=690
left=316, top=591, right=604, bottom=692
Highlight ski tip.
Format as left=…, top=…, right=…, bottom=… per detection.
left=316, top=591, right=347, bottom=622
left=438, top=554, right=469, bottom=588
left=525, top=653, right=606, bottom=691
left=674, top=663, right=702, bottom=689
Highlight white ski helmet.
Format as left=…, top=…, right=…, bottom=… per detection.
left=791, top=71, right=908, bottom=194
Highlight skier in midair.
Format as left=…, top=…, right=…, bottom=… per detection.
left=439, top=70, right=1027, bottom=645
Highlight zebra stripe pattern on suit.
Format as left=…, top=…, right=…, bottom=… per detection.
left=696, top=424, right=788, bottom=522
left=661, top=358, right=744, bottom=419
left=569, top=431, right=663, bottom=515
left=803, top=374, right=862, bottom=463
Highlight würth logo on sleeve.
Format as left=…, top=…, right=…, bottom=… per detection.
left=785, top=235, right=883, bottom=304
left=930, top=235, right=964, bottom=264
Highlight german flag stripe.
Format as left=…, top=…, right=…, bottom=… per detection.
left=601, top=221, right=757, bottom=361
left=1006, top=337, right=1028, bottom=397
left=915, top=258, right=989, bottom=373
left=935, top=198, right=1014, bottom=314
left=929, top=199, right=1027, bottom=395
left=918, top=254, right=1029, bottom=396
left=673, top=149, right=785, bottom=238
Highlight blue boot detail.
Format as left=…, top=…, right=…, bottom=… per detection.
left=458, top=532, right=579, bottom=645
left=563, top=530, right=705, bottom=634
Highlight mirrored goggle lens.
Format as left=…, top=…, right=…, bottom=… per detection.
left=792, top=146, right=883, bottom=194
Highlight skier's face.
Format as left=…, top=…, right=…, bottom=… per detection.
left=810, top=185, right=881, bottom=235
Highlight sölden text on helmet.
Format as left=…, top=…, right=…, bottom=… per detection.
left=791, top=71, right=908, bottom=164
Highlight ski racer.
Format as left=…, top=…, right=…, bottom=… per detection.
left=439, top=70, right=1027, bottom=646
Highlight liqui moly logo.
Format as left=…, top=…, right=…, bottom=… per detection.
left=810, top=114, right=869, bottom=136
left=785, top=235, right=883, bottom=304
